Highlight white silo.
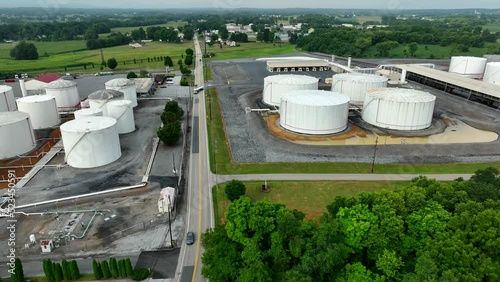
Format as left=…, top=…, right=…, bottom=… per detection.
left=280, top=90, right=349, bottom=135
left=60, top=116, right=121, bottom=168
left=362, top=88, right=436, bottom=131
left=106, top=100, right=135, bottom=134
left=0, top=112, right=36, bottom=159
left=16, top=95, right=60, bottom=129
left=73, top=108, right=103, bottom=119
left=448, top=56, right=487, bottom=78
left=105, top=78, right=138, bottom=107
left=45, top=80, right=80, bottom=110
left=331, top=73, right=388, bottom=105
left=87, top=89, right=124, bottom=116
left=483, top=62, right=500, bottom=85
left=0, top=85, right=17, bottom=112
left=263, top=75, right=319, bottom=106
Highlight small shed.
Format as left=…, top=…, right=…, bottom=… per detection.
left=158, top=187, right=176, bottom=213
left=40, top=239, right=54, bottom=253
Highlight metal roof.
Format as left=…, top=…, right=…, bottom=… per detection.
left=282, top=90, right=350, bottom=105
left=61, top=116, right=116, bottom=133
left=88, top=89, right=124, bottom=100
left=367, top=88, right=436, bottom=103
left=398, top=64, right=500, bottom=100
left=105, top=78, right=135, bottom=87
left=0, top=111, right=30, bottom=126
left=16, top=95, right=54, bottom=103
left=133, top=78, right=154, bottom=93
left=0, top=85, right=12, bottom=93
left=267, top=60, right=330, bottom=68
left=333, top=73, right=388, bottom=82
left=74, top=108, right=103, bottom=115
left=45, top=79, right=77, bottom=89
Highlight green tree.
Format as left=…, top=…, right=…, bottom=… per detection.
left=101, top=260, right=111, bottom=279
left=107, top=58, right=118, bottom=70
left=53, top=262, right=63, bottom=282
left=61, top=259, right=70, bottom=280
left=157, top=121, right=182, bottom=145
left=92, top=259, right=103, bottom=280
left=43, top=259, right=55, bottom=282
left=376, top=249, right=403, bottom=279
left=408, top=42, right=418, bottom=57
left=224, top=180, right=246, bottom=202
left=127, top=71, right=138, bottom=79
left=486, top=43, right=498, bottom=54
left=109, top=257, right=119, bottom=278
left=180, top=67, right=192, bottom=75
left=139, top=69, right=149, bottom=78
left=184, top=55, right=193, bottom=66
left=183, top=26, right=195, bottom=40
left=10, top=258, right=25, bottom=282
left=84, top=28, right=98, bottom=40
left=164, top=100, right=184, bottom=119
left=336, top=204, right=378, bottom=250
left=69, top=260, right=80, bottom=280
left=375, top=40, right=399, bottom=57
left=10, top=41, right=39, bottom=60
left=161, top=111, right=178, bottom=125
left=344, top=262, right=385, bottom=281
left=354, top=37, right=372, bottom=55
left=164, top=56, right=173, bottom=67
left=219, top=25, right=229, bottom=40
left=118, top=259, right=127, bottom=277
left=185, top=48, right=194, bottom=56
left=202, top=226, right=243, bottom=282
left=125, top=258, right=134, bottom=277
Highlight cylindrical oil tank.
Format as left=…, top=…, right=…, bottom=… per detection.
left=331, top=73, right=388, bottom=105
left=60, top=116, right=121, bottom=168
left=483, top=62, right=500, bottom=85
left=362, top=88, right=436, bottom=131
left=16, top=95, right=60, bottom=129
left=45, top=80, right=80, bottom=109
left=263, top=75, right=319, bottom=106
left=87, top=89, right=124, bottom=116
left=106, top=100, right=135, bottom=134
left=0, top=85, right=17, bottom=112
left=104, top=78, right=138, bottom=107
left=74, top=108, right=103, bottom=119
left=0, top=112, right=36, bottom=159
left=280, top=90, right=349, bottom=135
left=448, top=56, right=487, bottom=77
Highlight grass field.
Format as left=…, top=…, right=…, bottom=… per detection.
left=99, top=21, right=188, bottom=37
left=205, top=88, right=500, bottom=174
left=363, top=43, right=496, bottom=59
left=354, top=16, right=382, bottom=24
left=482, top=24, right=500, bottom=33
left=203, top=42, right=298, bottom=60
left=213, top=180, right=410, bottom=225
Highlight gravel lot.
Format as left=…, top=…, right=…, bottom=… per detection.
left=210, top=58, right=500, bottom=165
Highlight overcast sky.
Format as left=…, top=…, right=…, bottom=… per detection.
left=1, top=0, right=499, bottom=10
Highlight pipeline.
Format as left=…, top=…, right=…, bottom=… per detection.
left=15, top=209, right=111, bottom=216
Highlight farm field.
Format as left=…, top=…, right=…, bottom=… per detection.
left=204, top=42, right=298, bottom=60
left=99, top=21, right=188, bottom=37
left=363, top=43, right=494, bottom=59
left=482, top=24, right=500, bottom=33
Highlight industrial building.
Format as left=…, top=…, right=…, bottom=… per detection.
left=331, top=73, right=388, bottom=105
left=266, top=60, right=330, bottom=73
left=133, top=78, right=155, bottom=95
left=263, top=74, right=319, bottom=106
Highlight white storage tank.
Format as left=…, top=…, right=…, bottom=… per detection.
left=0, top=85, right=17, bottom=112
left=45, top=80, right=80, bottom=110
left=362, top=88, right=436, bottom=131
left=106, top=100, right=135, bottom=134
left=87, top=89, right=124, bottom=116
left=280, top=90, right=349, bottom=135
left=73, top=108, right=103, bottom=119
left=263, top=75, right=319, bottom=106
left=331, top=73, right=388, bottom=105
left=448, top=56, right=487, bottom=78
left=60, top=116, right=121, bottom=168
left=105, top=78, right=138, bottom=107
left=483, top=62, right=500, bottom=85
left=0, top=112, right=36, bottom=159
left=16, top=95, right=60, bottom=129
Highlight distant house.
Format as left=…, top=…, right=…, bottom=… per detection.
left=4, top=40, right=14, bottom=43
left=129, top=43, right=143, bottom=48
left=141, top=39, right=153, bottom=43
left=24, top=73, right=62, bottom=94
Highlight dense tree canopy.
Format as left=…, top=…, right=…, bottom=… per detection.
left=202, top=167, right=500, bottom=281
left=9, top=41, right=38, bottom=60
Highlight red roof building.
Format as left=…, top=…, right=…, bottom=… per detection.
left=34, top=73, right=61, bottom=83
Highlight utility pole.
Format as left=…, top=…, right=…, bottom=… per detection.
left=100, top=48, right=105, bottom=63
left=371, top=136, right=379, bottom=173
left=167, top=195, right=173, bottom=248
left=172, top=153, right=178, bottom=191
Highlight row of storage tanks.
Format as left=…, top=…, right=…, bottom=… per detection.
left=448, top=56, right=500, bottom=85
left=0, top=78, right=139, bottom=169
left=263, top=74, right=436, bottom=135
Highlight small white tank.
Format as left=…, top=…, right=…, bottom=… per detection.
left=45, top=80, right=80, bottom=109
left=60, top=116, right=121, bottom=168
left=87, top=89, right=124, bottom=116
left=0, top=112, right=36, bottom=159
left=448, top=56, right=487, bottom=78
left=73, top=108, right=104, bottom=119
left=106, top=100, right=135, bottom=134
left=16, top=95, right=60, bottom=129
left=483, top=62, right=500, bottom=85
left=331, top=73, right=388, bottom=105
left=0, top=85, right=17, bottom=112
left=105, top=78, right=138, bottom=107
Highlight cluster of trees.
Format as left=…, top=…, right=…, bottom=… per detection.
left=92, top=258, right=144, bottom=280
left=256, top=28, right=275, bottom=43
left=9, top=41, right=38, bottom=60
left=201, top=167, right=500, bottom=281
left=229, top=32, right=248, bottom=43
left=42, top=259, right=80, bottom=281
left=131, top=26, right=180, bottom=42
left=86, top=32, right=130, bottom=50
left=157, top=101, right=184, bottom=145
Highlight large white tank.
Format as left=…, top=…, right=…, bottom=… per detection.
left=0, top=112, right=36, bottom=159
left=331, top=73, right=388, bottom=105
left=280, top=90, right=349, bottom=135
left=448, top=56, right=487, bottom=77
left=60, top=116, right=121, bottom=168
left=106, top=100, right=135, bottom=134
left=16, top=95, right=60, bottom=129
left=73, top=108, right=103, bottom=119
left=87, top=89, right=124, bottom=116
left=362, top=88, right=436, bottom=131
left=483, top=62, right=500, bottom=85
left=0, top=85, right=17, bottom=112
left=263, top=75, right=319, bottom=106
left=45, top=80, right=80, bottom=109
left=104, top=78, right=138, bottom=107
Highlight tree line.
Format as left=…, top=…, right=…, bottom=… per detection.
left=201, top=167, right=500, bottom=281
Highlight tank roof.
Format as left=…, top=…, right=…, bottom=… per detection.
left=105, top=78, right=135, bottom=87
left=0, top=85, right=13, bottom=93
left=74, top=108, right=103, bottom=115
left=265, top=74, right=319, bottom=84
left=486, top=62, right=500, bottom=66
left=0, top=111, right=30, bottom=126
left=45, top=79, right=77, bottom=89
left=61, top=116, right=116, bottom=133
left=88, top=89, right=124, bottom=100
left=107, top=99, right=132, bottom=107
left=451, top=56, right=487, bottom=61
left=367, top=88, right=436, bottom=103
left=16, top=95, right=55, bottom=103
left=282, top=90, right=349, bottom=105
left=333, top=73, right=388, bottom=82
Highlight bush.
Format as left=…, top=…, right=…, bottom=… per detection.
left=107, top=58, right=118, bottom=70
left=225, top=180, right=246, bottom=202
left=61, top=260, right=70, bottom=280
left=101, top=260, right=111, bottom=279
left=109, top=257, right=119, bottom=278
left=132, top=268, right=150, bottom=281
left=43, top=259, right=55, bottom=282
left=164, top=101, right=184, bottom=119
left=92, top=259, right=103, bottom=280
left=118, top=259, right=127, bottom=277
left=127, top=71, right=138, bottom=79
left=161, top=111, right=178, bottom=125
left=157, top=121, right=182, bottom=145
left=69, top=260, right=80, bottom=280
left=10, top=41, right=38, bottom=60
left=125, top=258, right=134, bottom=277
left=180, top=67, right=192, bottom=75
left=53, top=263, right=63, bottom=282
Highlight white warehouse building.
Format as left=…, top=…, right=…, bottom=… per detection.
left=280, top=90, right=350, bottom=135
left=263, top=75, right=319, bottom=106
left=362, top=88, right=436, bottom=131
left=331, top=73, right=388, bottom=105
